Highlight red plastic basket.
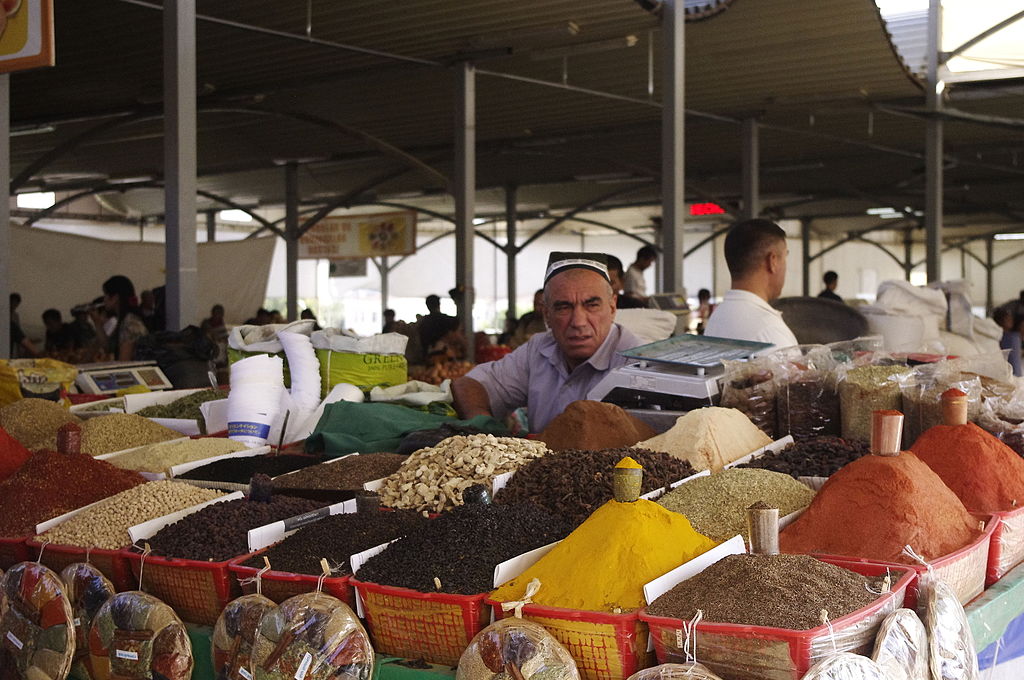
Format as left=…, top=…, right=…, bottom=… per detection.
left=812, top=513, right=995, bottom=609
left=26, top=539, right=135, bottom=591
left=987, top=505, right=1024, bottom=586
left=639, top=559, right=915, bottom=680
left=228, top=551, right=355, bottom=609
left=0, top=536, right=29, bottom=569
left=349, top=578, right=488, bottom=666
left=487, top=601, right=652, bottom=680
left=123, top=548, right=246, bottom=626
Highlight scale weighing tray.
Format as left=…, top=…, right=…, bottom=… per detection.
left=620, top=334, right=771, bottom=373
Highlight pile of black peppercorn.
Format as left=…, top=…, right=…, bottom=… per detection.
left=736, top=436, right=870, bottom=478
left=177, top=454, right=318, bottom=483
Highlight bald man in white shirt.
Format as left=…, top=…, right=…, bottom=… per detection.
left=705, top=219, right=799, bottom=349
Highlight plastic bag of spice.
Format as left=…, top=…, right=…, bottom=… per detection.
left=837, top=359, right=911, bottom=442
left=88, top=591, right=193, bottom=680
left=457, top=617, right=580, bottom=680
left=61, top=562, right=116, bottom=680
left=0, top=562, right=75, bottom=680
left=626, top=663, right=724, bottom=680
left=898, top=362, right=982, bottom=448
left=920, top=579, right=979, bottom=680
left=213, top=593, right=277, bottom=680
left=719, top=356, right=779, bottom=439
left=771, top=345, right=842, bottom=440
left=976, top=393, right=1024, bottom=458
left=802, top=653, right=889, bottom=680
left=250, top=592, right=374, bottom=680
left=871, top=608, right=929, bottom=680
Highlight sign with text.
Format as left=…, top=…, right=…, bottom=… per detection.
left=0, top=1, right=54, bottom=74
left=299, top=211, right=416, bottom=259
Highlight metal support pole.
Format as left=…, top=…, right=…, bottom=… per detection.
left=285, top=161, right=299, bottom=321
left=660, top=0, right=685, bottom=294
left=505, top=184, right=518, bottom=329
left=985, top=237, right=994, bottom=314
left=206, top=209, right=216, bottom=242
left=164, top=0, right=198, bottom=331
left=0, top=75, right=9, bottom=359
left=904, top=229, right=914, bottom=280
left=380, top=256, right=390, bottom=324
left=801, top=219, right=811, bottom=297
left=924, top=0, right=943, bottom=282
left=742, top=117, right=760, bottom=220
left=454, top=61, right=476, bottom=359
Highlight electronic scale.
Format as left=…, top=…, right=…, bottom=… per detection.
left=74, top=360, right=175, bottom=395
left=587, top=334, right=771, bottom=412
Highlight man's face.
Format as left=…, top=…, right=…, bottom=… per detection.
left=768, top=242, right=788, bottom=300
left=542, top=269, right=617, bottom=367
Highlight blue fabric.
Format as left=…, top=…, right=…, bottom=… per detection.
left=980, top=611, right=1024, bottom=669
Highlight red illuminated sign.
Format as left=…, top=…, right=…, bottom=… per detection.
left=689, top=202, right=726, bottom=216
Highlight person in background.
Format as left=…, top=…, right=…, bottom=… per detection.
left=69, top=304, right=100, bottom=359
left=382, top=309, right=399, bottom=333
left=42, top=309, right=75, bottom=358
left=623, top=245, right=657, bottom=307
left=244, top=308, right=271, bottom=326
left=9, top=293, right=40, bottom=358
left=419, top=294, right=459, bottom=353
left=268, top=309, right=285, bottom=324
left=201, top=304, right=227, bottom=340
left=509, top=289, right=547, bottom=349
left=994, top=307, right=1022, bottom=377
left=696, top=288, right=714, bottom=334
left=818, top=271, right=843, bottom=303
left=139, top=289, right=159, bottom=332
left=705, top=219, right=799, bottom=348
left=92, top=275, right=148, bottom=361
left=606, top=255, right=645, bottom=309
left=453, top=251, right=640, bottom=433
left=300, top=308, right=323, bottom=331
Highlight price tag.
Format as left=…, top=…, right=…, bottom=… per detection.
left=295, top=652, right=313, bottom=680
left=6, top=631, right=23, bottom=650
left=239, top=668, right=254, bottom=680
left=115, top=649, right=140, bottom=661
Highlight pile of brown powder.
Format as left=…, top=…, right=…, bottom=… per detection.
left=539, top=401, right=657, bottom=451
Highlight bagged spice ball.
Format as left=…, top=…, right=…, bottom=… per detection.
left=922, top=579, right=979, bottom=680
left=61, top=563, right=116, bottom=680
left=539, top=401, right=656, bottom=452
left=773, top=345, right=841, bottom=440
left=88, top=591, right=193, bottom=680
left=802, top=653, right=888, bottom=680
left=457, top=618, right=579, bottom=680
left=976, top=393, right=1024, bottom=459
left=626, top=664, right=724, bottom=680
left=250, top=592, right=374, bottom=680
left=871, top=608, right=929, bottom=680
left=719, top=357, right=778, bottom=439
left=212, top=593, right=276, bottom=680
left=838, top=363, right=911, bottom=442
left=0, top=562, right=75, bottom=680
left=0, top=398, right=82, bottom=451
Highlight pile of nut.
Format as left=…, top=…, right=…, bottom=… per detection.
left=379, top=434, right=548, bottom=513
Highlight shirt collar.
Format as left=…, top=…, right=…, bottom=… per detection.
left=724, top=289, right=784, bottom=317
left=539, top=324, right=623, bottom=376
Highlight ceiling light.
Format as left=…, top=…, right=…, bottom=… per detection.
left=16, top=192, right=55, bottom=209
left=994, top=233, right=1024, bottom=240
left=108, top=175, right=156, bottom=185
left=866, top=207, right=898, bottom=215
left=219, top=209, right=253, bottom=223
left=10, top=124, right=55, bottom=137
left=530, top=35, right=638, bottom=61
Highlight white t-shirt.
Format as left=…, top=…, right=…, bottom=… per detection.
left=624, top=264, right=647, bottom=297
left=704, top=289, right=799, bottom=349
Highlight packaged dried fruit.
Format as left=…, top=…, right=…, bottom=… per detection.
left=457, top=618, right=579, bottom=680
left=61, top=562, right=116, bottom=680
left=88, top=591, right=193, bottom=680
left=213, top=593, right=276, bottom=680
left=0, top=561, right=75, bottom=680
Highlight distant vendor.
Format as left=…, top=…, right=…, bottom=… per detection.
left=704, top=219, right=799, bottom=349
left=453, top=252, right=640, bottom=432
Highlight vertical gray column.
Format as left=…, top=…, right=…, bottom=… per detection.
left=205, top=210, right=216, bottom=242
left=285, top=161, right=299, bottom=321
left=505, top=184, right=517, bottom=330
left=379, top=256, right=390, bottom=323
left=903, top=229, right=914, bottom=280
left=800, top=219, right=811, bottom=297
left=924, top=0, right=943, bottom=282
left=0, top=75, right=9, bottom=359
left=985, top=237, right=994, bottom=314
left=742, top=118, right=760, bottom=220
left=454, top=62, right=476, bottom=358
left=660, top=0, right=684, bottom=294
left=164, top=0, right=198, bottom=331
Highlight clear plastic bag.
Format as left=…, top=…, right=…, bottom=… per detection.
left=977, top=390, right=1024, bottom=458
left=0, top=561, right=75, bottom=680
left=88, top=590, right=193, bottom=680
left=802, top=652, right=888, bottom=680
left=922, top=579, right=979, bottom=680
left=720, top=357, right=778, bottom=439
left=626, top=662, right=723, bottom=680
left=250, top=592, right=374, bottom=680
left=213, top=594, right=276, bottom=680
left=457, top=617, right=579, bottom=680
left=837, top=358, right=911, bottom=442
left=772, top=345, right=841, bottom=440
left=871, top=608, right=928, bottom=680
left=60, top=562, right=116, bottom=680
left=898, top=361, right=982, bottom=447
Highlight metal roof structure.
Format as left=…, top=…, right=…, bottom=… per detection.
left=8, top=0, right=1022, bottom=240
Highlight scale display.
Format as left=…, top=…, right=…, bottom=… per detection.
left=621, top=334, right=771, bottom=370
left=74, top=361, right=174, bottom=395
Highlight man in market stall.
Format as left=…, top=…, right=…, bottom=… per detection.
left=452, top=252, right=640, bottom=432
left=704, top=218, right=799, bottom=348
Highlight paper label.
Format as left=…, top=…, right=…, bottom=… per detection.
left=283, top=507, right=331, bottom=531
left=115, top=649, right=139, bottom=661
left=295, top=652, right=313, bottom=680
left=675, top=628, right=684, bottom=648
left=6, top=631, right=23, bottom=650
left=228, top=421, right=272, bottom=439
left=74, top=618, right=81, bottom=627
left=239, top=667, right=253, bottom=680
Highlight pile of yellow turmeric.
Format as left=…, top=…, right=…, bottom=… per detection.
left=491, top=494, right=717, bottom=612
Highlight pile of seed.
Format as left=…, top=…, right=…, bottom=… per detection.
left=839, top=364, right=911, bottom=442
left=495, top=448, right=696, bottom=527
left=177, top=454, right=317, bottom=483
left=0, top=399, right=82, bottom=451
left=274, top=453, right=407, bottom=491
left=136, top=388, right=228, bottom=424
left=379, top=434, right=549, bottom=513
left=355, top=502, right=571, bottom=594
left=106, top=438, right=248, bottom=474
left=737, top=436, right=870, bottom=478
left=242, top=509, right=427, bottom=575
left=145, top=495, right=325, bottom=562
left=0, top=451, right=146, bottom=536
left=657, top=468, right=815, bottom=542
left=80, top=413, right=181, bottom=456
left=647, top=553, right=887, bottom=629
left=36, top=481, right=224, bottom=550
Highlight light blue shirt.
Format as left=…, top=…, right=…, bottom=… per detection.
left=466, top=323, right=640, bottom=433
